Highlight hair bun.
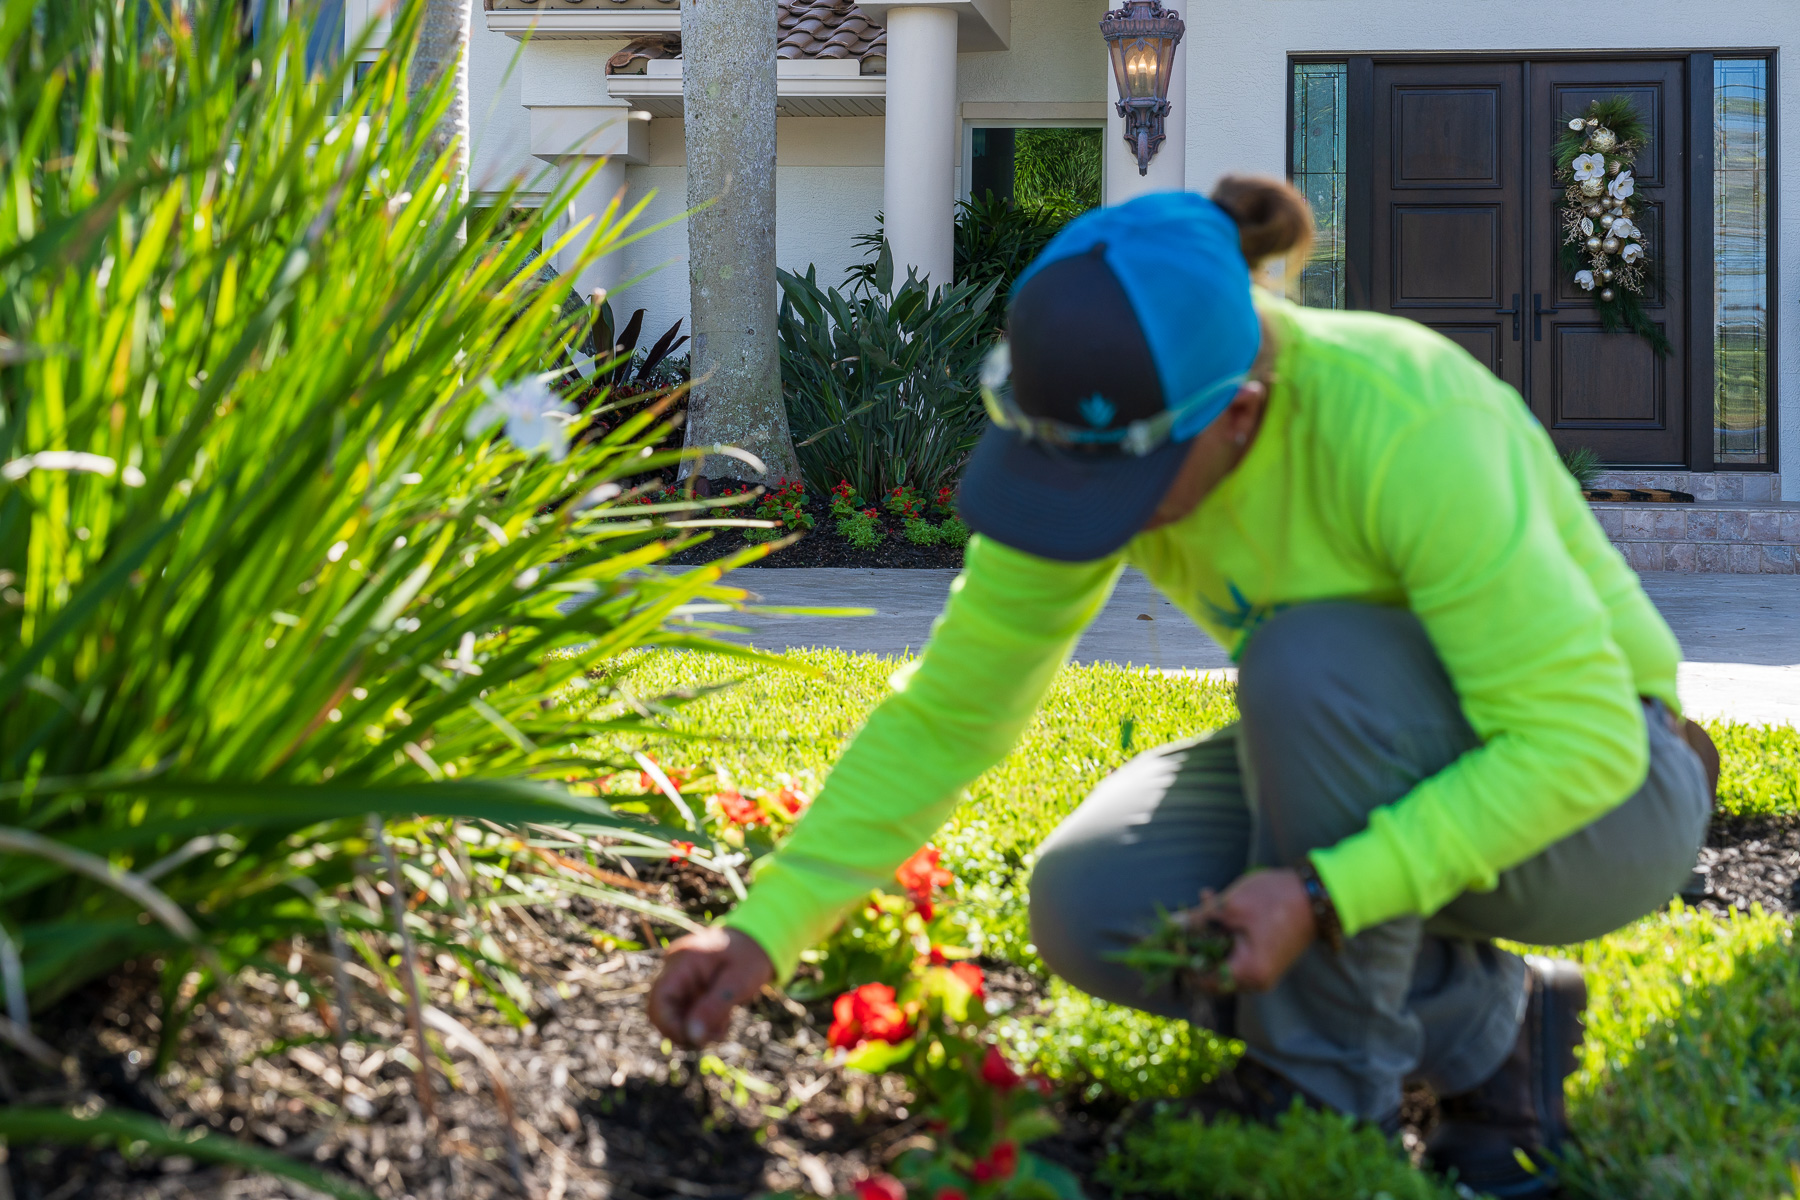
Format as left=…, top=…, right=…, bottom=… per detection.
left=1210, top=175, right=1315, bottom=271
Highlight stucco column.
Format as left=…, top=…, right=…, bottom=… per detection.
left=1103, top=33, right=1186, bottom=203
left=882, top=6, right=959, bottom=288
left=548, top=155, right=629, bottom=304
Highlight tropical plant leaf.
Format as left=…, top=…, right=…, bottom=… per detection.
left=0, top=1107, right=374, bottom=1200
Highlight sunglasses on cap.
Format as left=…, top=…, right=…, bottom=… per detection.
left=978, top=341, right=1248, bottom=458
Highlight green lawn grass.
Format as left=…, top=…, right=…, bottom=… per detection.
left=599, top=649, right=1799, bottom=1198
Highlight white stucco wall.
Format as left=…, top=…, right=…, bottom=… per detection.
left=959, top=0, right=1108, bottom=107
left=1186, top=0, right=1798, bottom=494
left=610, top=117, right=885, bottom=340
left=467, top=20, right=539, bottom=197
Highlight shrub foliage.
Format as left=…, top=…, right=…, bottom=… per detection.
left=777, top=253, right=997, bottom=497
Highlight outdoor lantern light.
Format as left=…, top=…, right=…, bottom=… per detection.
left=1100, top=0, right=1185, bottom=175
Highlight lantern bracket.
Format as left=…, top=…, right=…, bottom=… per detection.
left=1099, top=1, right=1185, bottom=175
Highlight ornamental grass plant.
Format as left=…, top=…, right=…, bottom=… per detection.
left=0, top=0, right=778, bottom=1143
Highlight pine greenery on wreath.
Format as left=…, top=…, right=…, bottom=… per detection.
left=1553, top=97, right=1672, bottom=356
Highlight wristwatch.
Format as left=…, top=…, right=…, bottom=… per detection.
left=1297, top=858, right=1345, bottom=953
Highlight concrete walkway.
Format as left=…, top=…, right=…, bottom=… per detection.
left=707, top=567, right=1799, bottom=726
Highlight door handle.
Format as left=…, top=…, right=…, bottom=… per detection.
left=1495, top=293, right=1521, bottom=342
left=1533, top=293, right=1559, bottom=342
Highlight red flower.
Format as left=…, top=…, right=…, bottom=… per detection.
left=914, top=898, right=935, bottom=921
left=979, top=1045, right=1020, bottom=1091
left=928, top=945, right=950, bottom=966
left=855, top=1176, right=906, bottom=1200
left=635, top=760, right=691, bottom=791
left=951, top=961, right=986, bottom=1000
left=829, top=983, right=914, bottom=1049
left=969, top=1142, right=1018, bottom=1183
left=668, top=840, right=695, bottom=863
left=773, top=786, right=809, bottom=816
left=714, top=789, right=768, bottom=827
left=895, top=846, right=954, bottom=905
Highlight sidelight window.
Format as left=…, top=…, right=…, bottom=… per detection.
left=1289, top=61, right=1348, bottom=309
left=1713, top=59, right=1771, bottom=466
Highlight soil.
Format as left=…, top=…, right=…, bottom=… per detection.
left=8, top=815, right=1795, bottom=1200
left=660, top=484, right=965, bottom=571
left=1688, top=812, right=1800, bottom=916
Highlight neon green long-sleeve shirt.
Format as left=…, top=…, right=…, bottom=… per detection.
left=725, top=296, right=1683, bottom=980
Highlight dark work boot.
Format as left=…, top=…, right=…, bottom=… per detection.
left=1425, top=955, right=1587, bottom=1198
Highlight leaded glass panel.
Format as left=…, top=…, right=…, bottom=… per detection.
left=1714, top=59, right=1770, bottom=465
left=1290, top=62, right=1347, bottom=309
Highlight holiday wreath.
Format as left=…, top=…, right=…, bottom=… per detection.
left=1553, top=97, right=1672, bottom=355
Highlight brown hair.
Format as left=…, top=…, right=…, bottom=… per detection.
left=1209, top=175, right=1315, bottom=271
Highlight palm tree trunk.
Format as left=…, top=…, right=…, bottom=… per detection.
left=680, top=0, right=801, bottom=483
left=412, top=0, right=471, bottom=198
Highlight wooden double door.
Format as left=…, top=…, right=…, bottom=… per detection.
left=1359, top=59, right=1688, bottom=465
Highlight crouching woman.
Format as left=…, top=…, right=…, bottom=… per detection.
left=647, top=178, right=1713, bottom=1198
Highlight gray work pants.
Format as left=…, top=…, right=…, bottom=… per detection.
left=1028, top=603, right=1711, bottom=1122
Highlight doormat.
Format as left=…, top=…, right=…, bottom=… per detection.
left=1583, top=488, right=1696, bottom=503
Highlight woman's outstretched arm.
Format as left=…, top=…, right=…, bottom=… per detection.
left=649, top=535, right=1120, bottom=1042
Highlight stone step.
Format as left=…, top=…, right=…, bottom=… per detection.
left=1589, top=470, right=1783, bottom=502
left=1591, top=498, right=1800, bottom=574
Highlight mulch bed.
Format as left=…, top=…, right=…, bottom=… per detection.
left=660, top=484, right=965, bottom=570
left=3, top=860, right=1087, bottom=1200
left=9, top=816, right=1795, bottom=1200
left=1689, top=812, right=1800, bottom=916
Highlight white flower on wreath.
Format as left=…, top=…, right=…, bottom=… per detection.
left=1569, top=117, right=1588, bottom=131
left=1573, top=153, right=1607, bottom=182
left=1608, top=171, right=1636, bottom=201
left=1580, top=217, right=1595, bottom=236
left=467, top=376, right=576, bottom=462
left=1610, top=216, right=1639, bottom=240
left=1622, top=243, right=1645, bottom=264
left=1575, top=270, right=1597, bottom=291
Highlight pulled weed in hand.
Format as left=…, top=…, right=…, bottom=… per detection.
left=1109, top=906, right=1236, bottom=997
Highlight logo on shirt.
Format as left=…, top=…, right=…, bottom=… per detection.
left=1078, top=393, right=1116, bottom=429
left=1199, top=580, right=1289, bottom=642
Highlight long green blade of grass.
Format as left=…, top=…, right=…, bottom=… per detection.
left=0, top=1107, right=374, bottom=1200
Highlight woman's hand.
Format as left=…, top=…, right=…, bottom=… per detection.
left=1191, top=868, right=1317, bottom=993
left=646, top=927, right=773, bottom=1047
